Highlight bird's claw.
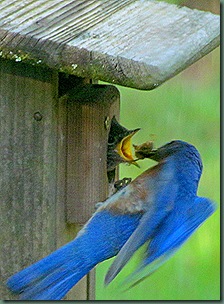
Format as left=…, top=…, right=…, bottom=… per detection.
left=114, top=177, right=132, bottom=192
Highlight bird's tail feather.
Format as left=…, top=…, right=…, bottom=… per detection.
left=6, top=239, right=92, bottom=300
left=18, top=265, right=89, bottom=300
left=7, top=209, right=141, bottom=299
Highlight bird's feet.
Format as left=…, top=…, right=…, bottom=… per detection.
left=95, top=177, right=132, bottom=210
left=114, top=177, right=132, bottom=192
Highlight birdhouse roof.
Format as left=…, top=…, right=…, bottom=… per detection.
left=0, top=0, right=220, bottom=90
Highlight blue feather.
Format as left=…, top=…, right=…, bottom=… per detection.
left=7, top=210, right=142, bottom=300
left=123, top=197, right=216, bottom=287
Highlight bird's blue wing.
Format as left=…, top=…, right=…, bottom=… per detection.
left=104, top=165, right=179, bottom=285
left=123, top=196, right=217, bottom=287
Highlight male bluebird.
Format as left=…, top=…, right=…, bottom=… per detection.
left=7, top=140, right=216, bottom=300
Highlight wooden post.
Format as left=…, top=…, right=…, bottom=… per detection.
left=59, top=82, right=120, bottom=300
left=64, top=84, right=120, bottom=224
left=0, top=59, right=120, bottom=300
left=0, top=59, right=59, bottom=300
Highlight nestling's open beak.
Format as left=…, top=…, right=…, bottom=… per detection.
left=115, top=129, right=140, bottom=167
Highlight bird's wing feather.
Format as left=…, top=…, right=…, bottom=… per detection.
left=105, top=162, right=179, bottom=285
left=123, top=196, right=217, bottom=288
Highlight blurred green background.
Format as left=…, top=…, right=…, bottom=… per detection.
left=96, top=0, right=220, bottom=300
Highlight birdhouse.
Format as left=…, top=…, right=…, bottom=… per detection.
left=0, top=0, right=220, bottom=300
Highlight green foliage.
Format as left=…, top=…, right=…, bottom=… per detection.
left=96, top=48, right=220, bottom=300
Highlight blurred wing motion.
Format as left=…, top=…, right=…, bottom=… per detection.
left=122, top=197, right=216, bottom=288
left=105, top=165, right=179, bottom=285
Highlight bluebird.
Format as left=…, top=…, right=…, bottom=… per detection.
left=6, top=140, right=216, bottom=300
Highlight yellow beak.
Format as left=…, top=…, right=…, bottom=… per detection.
left=115, top=129, right=140, bottom=167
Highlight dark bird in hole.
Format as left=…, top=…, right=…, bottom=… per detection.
left=107, top=116, right=140, bottom=183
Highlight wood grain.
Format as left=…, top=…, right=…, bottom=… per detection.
left=64, top=84, right=120, bottom=224
left=0, top=0, right=220, bottom=90
left=0, top=58, right=59, bottom=299
left=0, top=59, right=119, bottom=299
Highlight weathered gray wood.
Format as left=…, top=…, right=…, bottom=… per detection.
left=0, top=58, right=59, bottom=299
left=59, top=83, right=120, bottom=299
left=0, top=0, right=220, bottom=90
left=64, top=84, right=120, bottom=224
left=0, top=59, right=119, bottom=300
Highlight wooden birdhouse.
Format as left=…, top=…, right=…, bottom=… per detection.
left=0, top=0, right=220, bottom=300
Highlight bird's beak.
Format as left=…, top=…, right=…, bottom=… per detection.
left=145, top=149, right=157, bottom=159
left=133, top=141, right=155, bottom=160
left=115, top=129, right=140, bottom=167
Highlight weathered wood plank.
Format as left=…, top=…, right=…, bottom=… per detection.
left=0, top=0, right=220, bottom=90
left=0, top=61, right=119, bottom=299
left=64, top=84, right=120, bottom=224
left=0, top=58, right=59, bottom=299
left=57, top=81, right=120, bottom=299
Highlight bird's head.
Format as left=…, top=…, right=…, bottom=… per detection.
left=107, top=116, right=140, bottom=172
left=139, top=140, right=203, bottom=173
